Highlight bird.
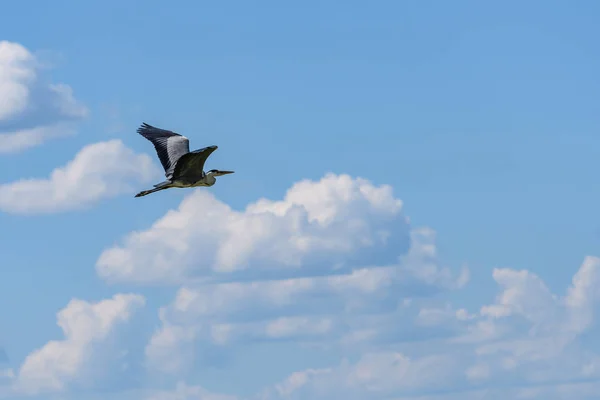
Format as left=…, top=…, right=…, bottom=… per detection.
left=134, top=122, right=234, bottom=197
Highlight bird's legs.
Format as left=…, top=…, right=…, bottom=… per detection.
left=135, top=181, right=173, bottom=197
left=135, top=186, right=169, bottom=197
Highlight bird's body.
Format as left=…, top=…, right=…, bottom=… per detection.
left=134, top=123, right=234, bottom=197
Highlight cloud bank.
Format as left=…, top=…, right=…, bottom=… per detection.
left=4, top=170, right=600, bottom=400
left=111, top=175, right=600, bottom=400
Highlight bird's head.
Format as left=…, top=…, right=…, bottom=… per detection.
left=207, top=169, right=235, bottom=177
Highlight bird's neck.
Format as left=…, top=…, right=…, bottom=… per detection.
left=204, top=172, right=217, bottom=184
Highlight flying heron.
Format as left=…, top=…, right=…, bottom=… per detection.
left=134, top=122, right=234, bottom=197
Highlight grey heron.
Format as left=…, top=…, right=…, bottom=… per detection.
left=134, top=122, right=234, bottom=198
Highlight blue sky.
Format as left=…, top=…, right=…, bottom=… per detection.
left=1, top=1, right=600, bottom=399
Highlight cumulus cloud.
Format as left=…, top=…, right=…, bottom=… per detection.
left=458, top=257, right=600, bottom=383
left=10, top=171, right=600, bottom=400
left=103, top=174, right=466, bottom=375
left=0, top=41, right=87, bottom=153
left=0, top=139, right=160, bottom=214
left=13, top=293, right=145, bottom=395
left=96, top=173, right=406, bottom=283
left=249, top=257, right=600, bottom=400
left=136, top=256, right=600, bottom=400
left=96, top=173, right=461, bottom=285
left=145, top=253, right=465, bottom=375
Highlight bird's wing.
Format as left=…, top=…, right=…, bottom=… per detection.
left=173, top=146, right=218, bottom=178
left=137, top=122, right=190, bottom=179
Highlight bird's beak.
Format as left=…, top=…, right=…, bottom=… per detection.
left=218, top=170, right=234, bottom=176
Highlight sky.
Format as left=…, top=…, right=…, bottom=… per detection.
left=1, top=1, right=600, bottom=399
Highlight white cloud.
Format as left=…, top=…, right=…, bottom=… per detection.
left=0, top=139, right=160, bottom=214
left=258, top=377, right=600, bottom=400
left=145, top=248, right=464, bottom=362
left=0, top=41, right=34, bottom=120
left=93, top=174, right=463, bottom=376
left=137, top=255, right=600, bottom=400
left=257, top=352, right=458, bottom=400
left=10, top=171, right=600, bottom=400
left=0, top=41, right=87, bottom=153
left=13, top=293, right=145, bottom=395
left=144, top=243, right=465, bottom=374
left=416, top=305, right=458, bottom=327
left=252, top=256, right=600, bottom=400
left=0, top=123, right=77, bottom=154
left=457, top=257, right=600, bottom=387
left=465, top=363, right=490, bottom=381
left=144, top=382, right=238, bottom=400
left=96, top=174, right=412, bottom=285
left=264, top=317, right=333, bottom=339
left=144, top=309, right=199, bottom=375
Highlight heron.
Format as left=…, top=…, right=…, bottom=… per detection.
left=134, top=122, right=234, bottom=198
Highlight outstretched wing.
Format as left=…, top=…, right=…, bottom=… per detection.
left=173, top=146, right=218, bottom=179
left=137, top=122, right=190, bottom=179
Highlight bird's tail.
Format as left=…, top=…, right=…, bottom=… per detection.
left=135, top=186, right=167, bottom=198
